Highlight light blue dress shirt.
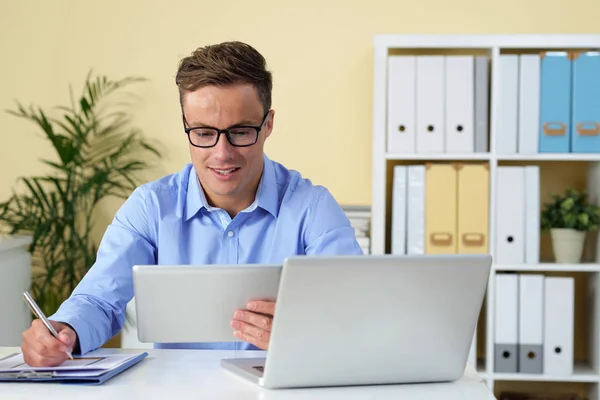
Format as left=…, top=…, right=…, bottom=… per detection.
left=50, top=154, right=364, bottom=354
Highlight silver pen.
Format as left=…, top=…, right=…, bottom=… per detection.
left=23, top=291, right=73, bottom=360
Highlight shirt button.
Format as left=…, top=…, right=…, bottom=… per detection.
left=227, top=231, right=234, bottom=237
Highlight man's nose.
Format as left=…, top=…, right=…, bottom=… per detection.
left=213, top=133, right=235, bottom=159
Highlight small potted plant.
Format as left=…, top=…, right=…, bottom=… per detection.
left=541, top=188, right=600, bottom=264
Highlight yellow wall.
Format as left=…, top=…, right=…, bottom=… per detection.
left=1, top=0, right=599, bottom=227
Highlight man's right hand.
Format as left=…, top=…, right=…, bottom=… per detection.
left=21, top=320, right=78, bottom=367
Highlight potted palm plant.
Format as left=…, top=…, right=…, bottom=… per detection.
left=541, top=187, right=600, bottom=264
left=0, top=72, right=162, bottom=317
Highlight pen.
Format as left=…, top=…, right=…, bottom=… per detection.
left=23, top=291, right=73, bottom=360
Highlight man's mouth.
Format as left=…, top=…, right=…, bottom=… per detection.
left=211, top=167, right=240, bottom=176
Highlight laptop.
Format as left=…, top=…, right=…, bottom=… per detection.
left=221, top=253, right=492, bottom=389
left=132, top=264, right=282, bottom=343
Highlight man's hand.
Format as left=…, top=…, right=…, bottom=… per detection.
left=21, top=319, right=78, bottom=367
left=231, top=300, right=275, bottom=350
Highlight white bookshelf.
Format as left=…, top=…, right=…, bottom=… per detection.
left=494, top=264, right=600, bottom=273
left=492, top=362, right=599, bottom=383
left=371, top=34, right=600, bottom=399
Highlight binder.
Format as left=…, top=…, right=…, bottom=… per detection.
left=571, top=51, right=600, bottom=153
left=496, top=54, right=519, bottom=154
left=543, top=277, right=574, bottom=376
left=457, top=163, right=489, bottom=254
left=494, top=273, right=519, bottom=373
left=518, top=54, right=541, bottom=154
left=391, top=165, right=407, bottom=254
left=0, top=351, right=148, bottom=385
left=539, top=52, right=572, bottom=153
left=524, top=166, right=540, bottom=264
left=407, top=165, right=426, bottom=254
left=518, top=274, right=544, bottom=374
left=495, top=167, right=525, bottom=264
left=474, top=56, right=490, bottom=153
left=425, top=163, right=457, bottom=254
left=387, top=56, right=417, bottom=154
left=445, top=56, right=474, bottom=153
left=416, top=56, right=445, bottom=153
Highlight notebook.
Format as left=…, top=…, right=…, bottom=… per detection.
left=0, top=351, right=148, bottom=385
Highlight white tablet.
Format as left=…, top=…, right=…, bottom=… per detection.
left=132, top=264, right=281, bottom=343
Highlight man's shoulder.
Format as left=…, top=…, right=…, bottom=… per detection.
left=133, top=163, right=193, bottom=203
left=269, top=158, right=328, bottom=203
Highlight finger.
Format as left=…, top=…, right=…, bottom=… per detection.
left=58, top=332, right=70, bottom=345
left=25, top=350, right=67, bottom=367
left=32, top=320, right=69, bottom=353
left=233, top=330, right=269, bottom=350
left=233, top=310, right=273, bottom=332
left=230, top=319, right=271, bottom=344
left=247, top=300, right=275, bottom=316
left=53, top=323, right=76, bottom=349
left=22, top=330, right=68, bottom=367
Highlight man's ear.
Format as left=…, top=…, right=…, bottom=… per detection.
left=264, top=109, right=275, bottom=139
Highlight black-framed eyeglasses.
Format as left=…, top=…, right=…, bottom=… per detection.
left=183, top=111, right=270, bottom=148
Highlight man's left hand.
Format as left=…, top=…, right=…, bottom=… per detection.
left=231, top=300, right=275, bottom=350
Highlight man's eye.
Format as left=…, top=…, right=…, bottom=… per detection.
left=193, top=130, right=216, bottom=138
left=230, top=129, right=253, bottom=136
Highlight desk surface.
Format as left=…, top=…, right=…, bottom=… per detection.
left=0, top=347, right=496, bottom=399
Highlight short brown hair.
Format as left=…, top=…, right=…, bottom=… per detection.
left=175, top=41, right=272, bottom=113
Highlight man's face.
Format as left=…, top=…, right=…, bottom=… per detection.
left=182, top=83, right=273, bottom=209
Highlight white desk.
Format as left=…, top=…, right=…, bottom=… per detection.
left=0, top=347, right=496, bottom=399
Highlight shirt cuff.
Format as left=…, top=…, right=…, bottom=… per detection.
left=50, top=296, right=111, bottom=355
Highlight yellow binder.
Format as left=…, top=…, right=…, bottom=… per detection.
left=425, top=163, right=457, bottom=254
left=457, top=163, right=490, bottom=254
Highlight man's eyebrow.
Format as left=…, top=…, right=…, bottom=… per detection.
left=188, top=118, right=259, bottom=128
left=187, top=120, right=213, bottom=128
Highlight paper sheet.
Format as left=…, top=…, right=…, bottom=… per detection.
left=0, top=352, right=141, bottom=372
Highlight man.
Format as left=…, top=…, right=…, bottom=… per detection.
left=21, top=41, right=363, bottom=367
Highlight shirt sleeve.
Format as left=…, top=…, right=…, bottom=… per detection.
left=49, top=186, right=156, bottom=355
left=304, top=188, right=364, bottom=256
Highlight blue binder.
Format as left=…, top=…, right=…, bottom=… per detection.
left=571, top=52, right=600, bottom=153
left=0, top=351, right=148, bottom=385
left=539, top=52, right=572, bottom=153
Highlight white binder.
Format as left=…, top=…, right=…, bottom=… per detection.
left=497, top=55, right=519, bottom=154
left=387, top=56, right=416, bottom=154
left=525, top=166, right=540, bottom=264
left=543, top=277, right=574, bottom=376
left=494, top=273, right=519, bottom=373
left=518, top=54, right=540, bottom=154
left=445, top=56, right=474, bottom=153
left=407, top=165, right=425, bottom=254
left=392, top=165, right=407, bottom=254
left=474, top=56, right=490, bottom=153
left=495, top=167, right=525, bottom=264
left=518, top=274, right=544, bottom=374
left=416, top=56, right=445, bottom=153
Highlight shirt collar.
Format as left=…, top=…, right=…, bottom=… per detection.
left=184, top=153, right=279, bottom=221
left=256, top=153, right=279, bottom=218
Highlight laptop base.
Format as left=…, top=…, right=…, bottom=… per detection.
left=221, top=357, right=266, bottom=386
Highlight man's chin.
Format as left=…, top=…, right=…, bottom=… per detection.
left=208, top=182, right=240, bottom=197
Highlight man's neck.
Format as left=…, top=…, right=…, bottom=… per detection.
left=198, top=179, right=260, bottom=219
left=211, top=195, right=254, bottom=219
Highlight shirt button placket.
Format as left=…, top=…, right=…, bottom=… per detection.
left=225, top=229, right=238, bottom=263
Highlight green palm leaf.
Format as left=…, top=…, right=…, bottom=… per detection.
left=1, top=71, right=162, bottom=317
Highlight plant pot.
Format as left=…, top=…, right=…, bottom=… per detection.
left=550, top=228, right=586, bottom=264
